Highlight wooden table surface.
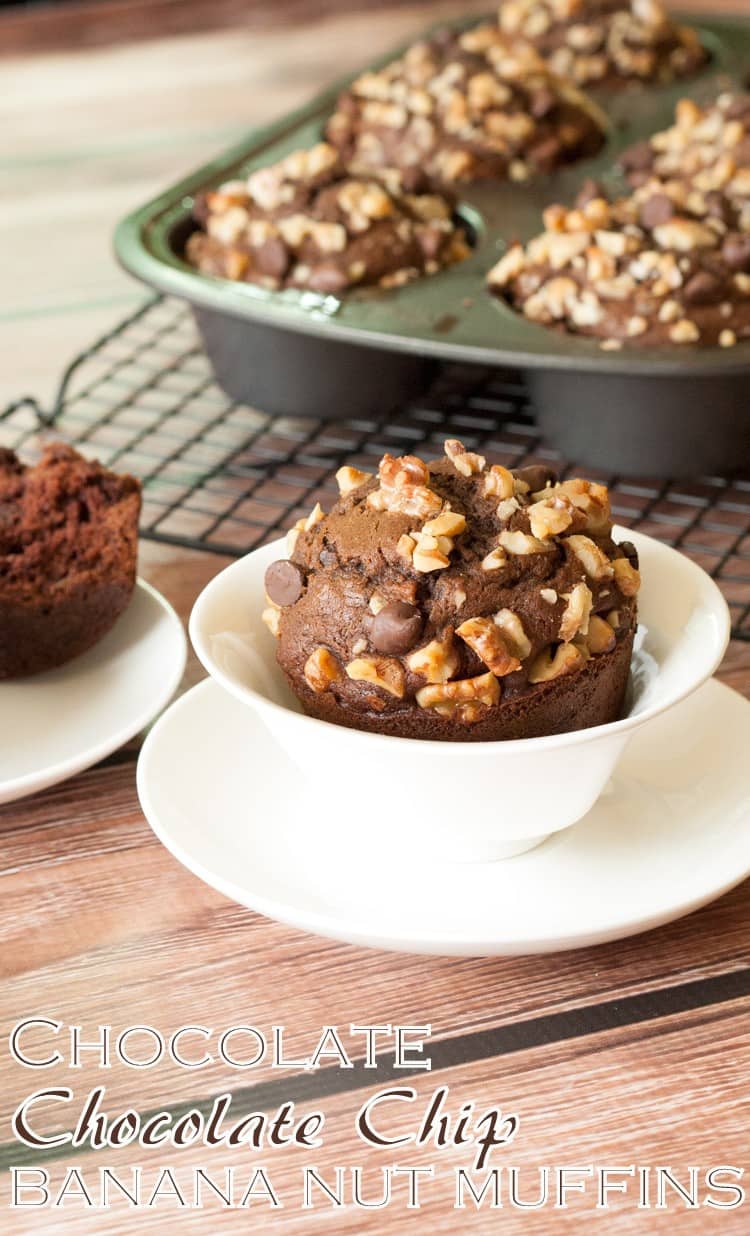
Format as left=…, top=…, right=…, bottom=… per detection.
left=1, top=3, right=749, bottom=1232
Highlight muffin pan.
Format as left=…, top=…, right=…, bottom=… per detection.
left=115, top=13, right=750, bottom=475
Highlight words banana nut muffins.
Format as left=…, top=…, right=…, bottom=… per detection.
left=487, top=179, right=750, bottom=348
left=186, top=142, right=470, bottom=294
left=620, top=93, right=750, bottom=231
left=497, top=0, right=706, bottom=89
left=0, top=445, right=141, bottom=679
left=324, top=28, right=605, bottom=186
left=262, top=440, right=640, bottom=741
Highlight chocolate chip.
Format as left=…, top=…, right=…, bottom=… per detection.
left=513, top=464, right=558, bottom=493
left=620, top=140, right=654, bottom=174
left=620, top=541, right=639, bottom=569
left=575, top=178, right=605, bottom=209
left=722, top=232, right=750, bottom=272
left=528, top=135, right=563, bottom=168
left=264, top=560, right=305, bottom=607
left=733, top=137, right=750, bottom=166
left=254, top=236, right=290, bottom=278
left=639, top=193, right=674, bottom=230
left=306, top=264, right=349, bottom=294
left=417, top=225, right=445, bottom=260
left=704, top=190, right=736, bottom=227
left=530, top=87, right=557, bottom=119
left=371, top=601, right=423, bottom=655
left=682, top=270, right=725, bottom=306
left=725, top=95, right=750, bottom=120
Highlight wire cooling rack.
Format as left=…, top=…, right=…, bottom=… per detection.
left=2, top=294, right=749, bottom=640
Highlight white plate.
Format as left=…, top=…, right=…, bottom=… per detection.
left=0, top=580, right=187, bottom=805
left=137, top=674, right=750, bottom=956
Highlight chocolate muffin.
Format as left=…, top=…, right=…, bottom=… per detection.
left=0, top=444, right=141, bottom=678
left=325, top=29, right=605, bottom=187
left=498, top=0, right=706, bottom=89
left=620, top=94, right=750, bottom=231
left=186, top=142, right=470, bottom=294
left=487, top=181, right=750, bottom=348
left=263, top=440, right=639, bottom=741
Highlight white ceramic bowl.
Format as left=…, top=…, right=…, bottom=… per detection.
left=189, top=529, right=729, bottom=862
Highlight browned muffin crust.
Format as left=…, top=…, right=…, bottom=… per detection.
left=487, top=179, right=750, bottom=349
left=186, top=142, right=470, bottom=295
left=0, top=444, right=141, bottom=679
left=263, top=441, right=639, bottom=742
left=498, top=0, right=706, bottom=89
left=325, top=28, right=605, bottom=187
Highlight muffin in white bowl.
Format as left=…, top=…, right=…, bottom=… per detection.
left=191, top=500, right=728, bottom=862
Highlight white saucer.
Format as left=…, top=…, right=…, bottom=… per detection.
left=0, top=580, right=186, bottom=806
left=137, top=675, right=750, bottom=956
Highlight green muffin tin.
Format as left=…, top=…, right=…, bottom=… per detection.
left=115, top=12, right=750, bottom=475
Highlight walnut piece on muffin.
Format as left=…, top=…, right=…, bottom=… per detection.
left=620, top=93, right=750, bottom=233
left=487, top=178, right=750, bottom=349
left=0, top=444, right=141, bottom=678
left=498, top=0, right=707, bottom=89
left=263, top=440, right=640, bottom=741
left=325, top=28, right=605, bottom=187
left=186, top=141, right=470, bottom=294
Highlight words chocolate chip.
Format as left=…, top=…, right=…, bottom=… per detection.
left=264, top=560, right=305, bottom=606
left=682, top=270, right=725, bottom=306
left=371, top=601, right=424, bottom=655
left=639, top=193, right=673, bottom=230
left=722, top=232, right=750, bottom=273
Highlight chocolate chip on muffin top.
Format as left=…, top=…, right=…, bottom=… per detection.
left=263, top=440, right=640, bottom=741
left=186, top=142, right=470, bottom=294
left=498, top=0, right=707, bottom=89
left=487, top=180, right=750, bottom=348
left=325, top=28, right=605, bottom=186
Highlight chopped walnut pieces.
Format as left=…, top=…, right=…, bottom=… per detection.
left=456, top=616, right=521, bottom=677
left=585, top=613, right=617, bottom=654
left=396, top=533, right=417, bottom=564
left=481, top=546, right=508, bottom=572
left=367, top=453, right=442, bottom=518
left=612, top=556, right=641, bottom=596
left=444, top=439, right=486, bottom=477
left=498, top=529, right=551, bottom=555
left=422, top=509, right=467, bottom=538
left=411, top=531, right=451, bottom=573
left=540, top=588, right=558, bottom=604
left=528, top=642, right=586, bottom=684
left=304, top=647, right=343, bottom=693
left=262, top=603, right=281, bottom=638
left=559, top=581, right=593, bottom=642
left=416, top=672, right=500, bottom=717
left=369, top=592, right=387, bottom=615
left=346, top=655, right=405, bottom=698
left=493, top=608, right=532, bottom=660
left=407, top=631, right=460, bottom=683
left=606, top=609, right=621, bottom=629
left=555, top=478, right=611, bottom=535
left=336, top=465, right=372, bottom=495
left=496, top=496, right=520, bottom=522
left=483, top=464, right=515, bottom=500
left=566, top=534, right=614, bottom=580
left=528, top=493, right=575, bottom=539
left=304, top=502, right=325, bottom=532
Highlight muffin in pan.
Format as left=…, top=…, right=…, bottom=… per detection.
left=487, top=179, right=750, bottom=349
left=186, top=142, right=471, bottom=295
left=262, top=440, right=639, bottom=742
left=497, top=0, right=707, bottom=89
left=620, top=93, right=750, bottom=231
left=0, top=444, right=141, bottom=679
left=325, top=28, right=605, bottom=187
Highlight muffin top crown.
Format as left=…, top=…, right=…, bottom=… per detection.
left=263, top=439, right=639, bottom=727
